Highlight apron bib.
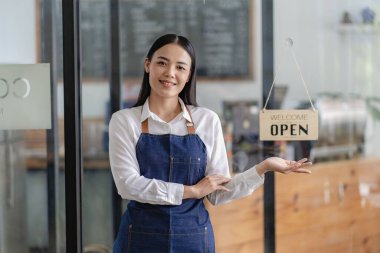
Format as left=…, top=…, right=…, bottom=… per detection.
left=113, top=108, right=215, bottom=253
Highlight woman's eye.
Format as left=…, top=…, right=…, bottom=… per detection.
left=157, top=61, right=166, bottom=66
left=177, top=66, right=186, bottom=71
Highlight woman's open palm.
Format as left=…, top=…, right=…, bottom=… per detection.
left=264, top=157, right=312, bottom=174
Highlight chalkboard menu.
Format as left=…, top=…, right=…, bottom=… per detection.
left=120, top=0, right=252, bottom=78
left=51, top=0, right=252, bottom=79
left=81, top=0, right=110, bottom=79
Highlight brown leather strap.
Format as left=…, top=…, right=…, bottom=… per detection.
left=185, top=105, right=195, bottom=135
left=140, top=106, right=196, bottom=134
left=141, top=119, right=149, bottom=133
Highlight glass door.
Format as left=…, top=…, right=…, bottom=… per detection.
left=0, top=0, right=64, bottom=252
left=0, top=131, right=28, bottom=253
left=80, top=0, right=113, bottom=251
left=273, top=1, right=380, bottom=252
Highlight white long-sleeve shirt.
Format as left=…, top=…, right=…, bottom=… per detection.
left=109, top=98, right=264, bottom=206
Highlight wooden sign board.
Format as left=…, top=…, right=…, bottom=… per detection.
left=259, top=109, right=318, bottom=141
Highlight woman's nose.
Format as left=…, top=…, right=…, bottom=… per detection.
left=164, top=65, right=175, bottom=77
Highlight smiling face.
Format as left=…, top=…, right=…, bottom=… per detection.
left=144, top=43, right=192, bottom=101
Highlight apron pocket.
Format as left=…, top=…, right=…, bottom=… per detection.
left=171, top=227, right=209, bottom=253
left=128, top=225, right=169, bottom=253
left=171, top=157, right=202, bottom=185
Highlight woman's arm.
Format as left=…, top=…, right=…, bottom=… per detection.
left=201, top=157, right=311, bottom=205
left=183, top=174, right=231, bottom=199
left=109, top=112, right=184, bottom=205
left=191, top=108, right=311, bottom=205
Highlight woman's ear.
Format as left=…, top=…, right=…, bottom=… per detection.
left=144, top=58, right=150, bottom=73
left=186, top=70, right=192, bottom=83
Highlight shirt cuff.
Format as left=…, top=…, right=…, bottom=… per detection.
left=241, top=165, right=265, bottom=187
left=167, top=183, right=184, bottom=205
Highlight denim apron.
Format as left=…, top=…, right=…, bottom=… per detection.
left=113, top=108, right=215, bottom=253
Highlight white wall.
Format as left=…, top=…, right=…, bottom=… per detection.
left=0, top=0, right=36, bottom=64
left=274, top=0, right=380, bottom=108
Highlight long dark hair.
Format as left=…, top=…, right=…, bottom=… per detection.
left=133, top=34, right=198, bottom=107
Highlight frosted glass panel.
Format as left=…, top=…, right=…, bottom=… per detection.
left=0, top=64, right=51, bottom=130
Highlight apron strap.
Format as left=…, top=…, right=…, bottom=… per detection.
left=185, top=105, right=195, bottom=135
left=141, top=119, right=149, bottom=133
left=140, top=106, right=196, bottom=135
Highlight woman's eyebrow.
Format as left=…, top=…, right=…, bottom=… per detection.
left=157, top=56, right=189, bottom=66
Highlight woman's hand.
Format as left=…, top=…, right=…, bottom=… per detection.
left=183, top=175, right=231, bottom=199
left=256, top=157, right=312, bottom=176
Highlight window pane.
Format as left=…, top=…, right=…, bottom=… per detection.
left=80, top=0, right=113, bottom=251
left=0, top=0, right=65, bottom=252
left=274, top=1, right=380, bottom=252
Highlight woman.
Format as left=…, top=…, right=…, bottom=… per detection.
left=109, top=34, right=312, bottom=253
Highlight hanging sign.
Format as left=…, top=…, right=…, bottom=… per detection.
left=259, top=38, right=319, bottom=141
left=259, top=109, right=318, bottom=140
left=0, top=64, right=51, bottom=130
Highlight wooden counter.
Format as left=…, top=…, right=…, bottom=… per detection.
left=26, top=156, right=110, bottom=170
left=206, top=158, right=380, bottom=253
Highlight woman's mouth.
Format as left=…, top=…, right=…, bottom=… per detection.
left=159, top=80, right=176, bottom=87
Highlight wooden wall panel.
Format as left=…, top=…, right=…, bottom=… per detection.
left=276, top=158, right=380, bottom=253
left=206, top=188, right=264, bottom=253
left=207, top=158, right=380, bottom=253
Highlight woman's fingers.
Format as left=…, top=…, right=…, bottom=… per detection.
left=292, top=168, right=312, bottom=174
left=289, top=158, right=311, bottom=167
left=194, top=175, right=232, bottom=197
left=217, top=185, right=231, bottom=192
left=208, top=176, right=231, bottom=192
left=207, top=175, right=231, bottom=184
left=289, top=159, right=312, bottom=173
left=288, top=158, right=306, bottom=165
left=297, top=158, right=308, bottom=163
left=293, top=162, right=312, bottom=169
